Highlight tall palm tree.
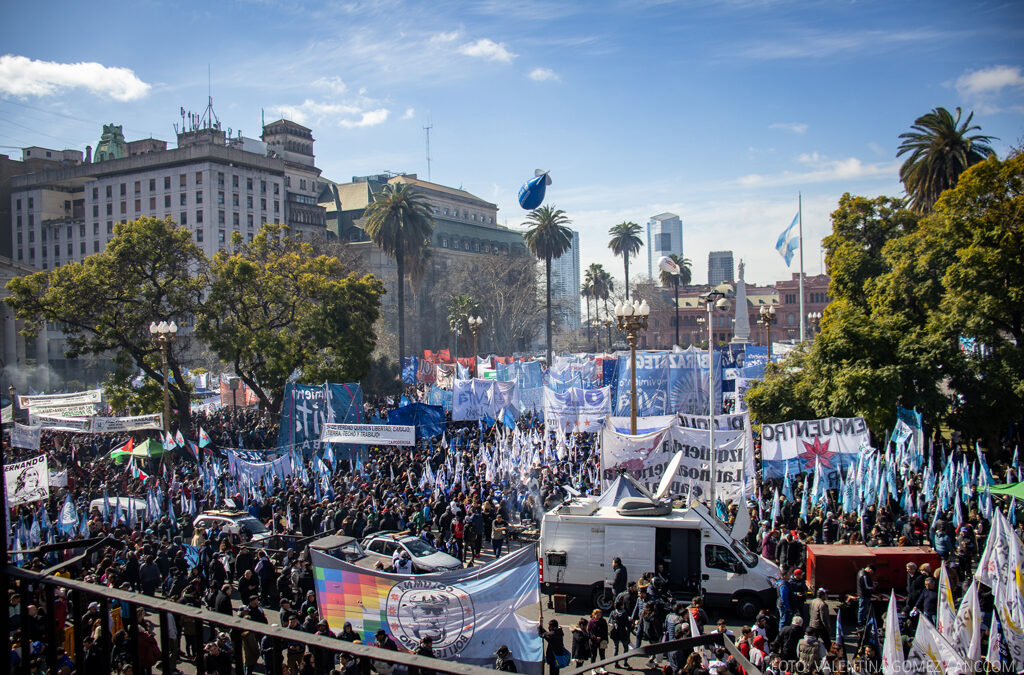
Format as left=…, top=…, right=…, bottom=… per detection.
left=581, top=283, right=594, bottom=351
left=584, top=263, right=605, bottom=351
left=897, top=106, right=995, bottom=214
left=363, top=181, right=435, bottom=363
left=523, top=205, right=573, bottom=365
left=608, top=221, right=643, bottom=300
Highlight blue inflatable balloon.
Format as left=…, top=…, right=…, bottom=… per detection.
left=518, top=170, right=552, bottom=210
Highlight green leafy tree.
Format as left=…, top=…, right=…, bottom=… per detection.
left=362, top=181, right=435, bottom=363
left=524, top=205, right=573, bottom=364
left=897, top=106, right=995, bottom=214
left=5, top=216, right=206, bottom=433
left=608, top=221, right=643, bottom=300
left=198, top=224, right=385, bottom=412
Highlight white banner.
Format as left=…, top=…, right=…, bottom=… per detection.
left=19, top=389, right=103, bottom=408
left=321, top=423, right=415, bottom=446
left=49, top=470, right=68, bottom=488
left=600, top=423, right=747, bottom=503
left=5, top=454, right=50, bottom=508
left=28, top=402, right=103, bottom=418
left=543, top=386, right=612, bottom=431
left=90, top=413, right=163, bottom=433
left=760, top=416, right=871, bottom=479
left=1, top=405, right=11, bottom=424
left=30, top=413, right=163, bottom=433
left=734, top=377, right=754, bottom=413
left=677, top=412, right=756, bottom=492
left=452, top=379, right=520, bottom=421
left=11, top=423, right=42, bottom=450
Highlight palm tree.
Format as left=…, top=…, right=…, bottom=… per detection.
left=523, top=205, right=573, bottom=365
left=363, top=181, right=435, bottom=362
left=897, top=106, right=995, bottom=214
left=608, top=221, right=643, bottom=300
left=581, top=283, right=594, bottom=351
left=594, top=265, right=614, bottom=349
left=584, top=263, right=605, bottom=351
left=658, top=254, right=691, bottom=347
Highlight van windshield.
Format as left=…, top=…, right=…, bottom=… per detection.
left=731, top=539, right=758, bottom=567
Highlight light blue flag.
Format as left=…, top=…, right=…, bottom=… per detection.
left=782, top=461, right=794, bottom=502
left=183, top=544, right=200, bottom=569
left=775, top=213, right=800, bottom=266
left=59, top=496, right=78, bottom=535
left=1010, top=498, right=1018, bottom=526
left=771, top=488, right=781, bottom=525
left=78, top=511, right=90, bottom=537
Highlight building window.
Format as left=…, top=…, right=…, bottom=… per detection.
left=246, top=178, right=253, bottom=191
left=195, top=171, right=202, bottom=184
left=274, top=200, right=279, bottom=213
left=90, top=189, right=97, bottom=201
left=218, top=230, right=226, bottom=243
left=93, top=241, right=99, bottom=252
left=232, top=175, right=239, bottom=188
left=16, top=232, right=21, bottom=244
left=656, top=232, right=672, bottom=250
left=66, top=225, right=71, bottom=238
left=149, top=178, right=156, bottom=191
left=180, top=193, right=187, bottom=206
left=218, top=191, right=225, bottom=205
left=196, top=229, right=204, bottom=242
left=79, top=224, right=86, bottom=237
left=196, top=191, right=203, bottom=204
left=164, top=195, right=171, bottom=208
left=150, top=197, right=156, bottom=210
left=196, top=210, right=204, bottom=224
left=134, top=181, right=141, bottom=194
left=785, top=293, right=796, bottom=304
left=107, top=222, right=113, bottom=234
left=285, top=176, right=291, bottom=187
left=233, top=194, right=239, bottom=207
left=93, top=205, right=99, bottom=217
left=217, top=172, right=225, bottom=186
left=273, top=183, right=279, bottom=195
left=180, top=174, right=187, bottom=187
left=67, top=243, right=72, bottom=256
left=247, top=196, right=253, bottom=209
left=247, top=214, right=253, bottom=228
left=218, top=211, right=225, bottom=225
left=260, top=180, right=267, bottom=193
left=120, top=202, right=127, bottom=214
left=164, top=176, right=171, bottom=190
left=80, top=242, right=85, bottom=255
left=105, top=186, right=112, bottom=199
left=180, top=212, right=187, bottom=225
left=120, top=183, right=127, bottom=196
left=786, top=312, right=795, bottom=326
left=29, top=247, right=34, bottom=259
left=93, top=223, right=99, bottom=235
left=233, top=212, right=239, bottom=226
left=260, top=198, right=266, bottom=210
left=134, top=199, right=141, bottom=212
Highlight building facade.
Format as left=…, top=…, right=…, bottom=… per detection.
left=707, top=250, right=734, bottom=285
left=646, top=212, right=683, bottom=279
left=550, top=229, right=581, bottom=330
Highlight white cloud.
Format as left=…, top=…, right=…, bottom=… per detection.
left=402, top=107, right=415, bottom=119
left=528, top=67, right=560, bottom=82
left=769, top=122, right=807, bottom=133
left=458, top=38, right=516, bottom=63
left=313, top=75, right=347, bottom=94
left=0, top=54, right=150, bottom=101
left=735, top=154, right=898, bottom=189
left=431, top=31, right=462, bottom=44
left=269, top=98, right=389, bottom=128
left=955, top=65, right=1024, bottom=97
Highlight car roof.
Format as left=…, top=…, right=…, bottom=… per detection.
left=309, top=534, right=358, bottom=550
left=197, top=510, right=249, bottom=518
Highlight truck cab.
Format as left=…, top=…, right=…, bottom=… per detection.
left=539, top=477, right=778, bottom=619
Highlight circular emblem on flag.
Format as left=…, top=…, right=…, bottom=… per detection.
left=385, top=580, right=474, bottom=658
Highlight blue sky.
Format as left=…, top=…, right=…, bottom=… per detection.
left=1, top=0, right=1022, bottom=289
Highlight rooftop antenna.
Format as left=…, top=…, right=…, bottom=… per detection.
left=423, top=115, right=433, bottom=182
left=199, top=64, right=220, bottom=131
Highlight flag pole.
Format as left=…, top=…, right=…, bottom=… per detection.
left=798, top=192, right=806, bottom=342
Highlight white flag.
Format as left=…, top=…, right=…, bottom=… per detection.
left=937, top=563, right=957, bottom=638
left=908, top=615, right=969, bottom=675
left=881, top=590, right=904, bottom=675
left=951, top=580, right=982, bottom=663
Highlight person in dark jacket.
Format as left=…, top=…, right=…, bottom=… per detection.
left=570, top=617, right=592, bottom=667
left=494, top=645, right=518, bottom=672
left=905, top=563, right=925, bottom=613
left=611, top=558, right=627, bottom=596
left=409, top=636, right=434, bottom=675
left=538, top=619, right=566, bottom=675
left=214, top=583, right=233, bottom=615
left=771, top=615, right=805, bottom=661
left=913, top=577, right=939, bottom=625
left=856, top=564, right=875, bottom=628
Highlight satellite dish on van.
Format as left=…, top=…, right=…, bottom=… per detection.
left=654, top=451, right=684, bottom=501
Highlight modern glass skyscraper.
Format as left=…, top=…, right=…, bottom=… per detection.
left=708, top=250, right=735, bottom=285
left=550, top=228, right=581, bottom=329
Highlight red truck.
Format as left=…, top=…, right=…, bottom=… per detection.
left=806, top=544, right=940, bottom=596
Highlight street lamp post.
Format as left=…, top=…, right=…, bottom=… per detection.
left=468, top=316, right=483, bottom=374
left=759, top=305, right=777, bottom=361
left=658, top=256, right=682, bottom=347
left=149, top=321, right=178, bottom=433
left=615, top=299, right=650, bottom=435
left=807, top=311, right=822, bottom=338
left=701, top=288, right=731, bottom=515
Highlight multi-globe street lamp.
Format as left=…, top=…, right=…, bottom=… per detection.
left=807, top=311, right=822, bottom=338
left=614, top=299, right=650, bottom=435
left=759, top=304, right=777, bottom=361
left=701, top=288, right=731, bottom=514
left=468, top=316, right=484, bottom=373
left=149, top=320, right=178, bottom=433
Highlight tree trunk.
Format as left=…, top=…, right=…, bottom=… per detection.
left=586, top=295, right=592, bottom=351
left=396, top=251, right=405, bottom=366
left=546, top=255, right=553, bottom=365
left=624, top=255, right=630, bottom=301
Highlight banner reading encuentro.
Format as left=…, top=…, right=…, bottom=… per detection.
left=760, top=416, right=871, bottom=480
left=311, top=546, right=543, bottom=673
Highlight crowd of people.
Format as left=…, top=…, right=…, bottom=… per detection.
left=5, top=390, right=1023, bottom=675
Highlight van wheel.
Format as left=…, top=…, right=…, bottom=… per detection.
left=736, top=594, right=759, bottom=620
left=592, top=587, right=613, bottom=612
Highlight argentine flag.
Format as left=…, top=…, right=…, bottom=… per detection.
left=776, top=213, right=800, bottom=266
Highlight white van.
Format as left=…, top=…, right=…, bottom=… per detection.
left=539, top=490, right=779, bottom=619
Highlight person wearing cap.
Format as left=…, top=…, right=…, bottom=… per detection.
left=808, top=587, right=831, bottom=649
left=776, top=567, right=793, bottom=631
left=789, top=568, right=808, bottom=622
left=409, top=635, right=435, bottom=675
left=494, top=644, right=518, bottom=672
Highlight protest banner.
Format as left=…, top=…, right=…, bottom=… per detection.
left=311, top=546, right=542, bottom=670
left=48, top=470, right=68, bottom=488
left=452, top=379, right=519, bottom=421
left=760, top=416, right=871, bottom=481
left=600, top=422, right=747, bottom=502
left=5, top=454, right=49, bottom=508
left=27, top=403, right=103, bottom=418
left=11, top=423, right=42, bottom=451
left=29, top=415, right=93, bottom=432
left=321, top=423, right=415, bottom=446
left=614, top=347, right=723, bottom=417
left=543, top=386, right=612, bottom=431
left=278, top=382, right=363, bottom=449
left=19, top=389, right=103, bottom=408
left=90, top=414, right=163, bottom=433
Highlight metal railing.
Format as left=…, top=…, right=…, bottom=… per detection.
left=8, top=565, right=495, bottom=675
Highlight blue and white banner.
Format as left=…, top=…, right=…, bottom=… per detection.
left=452, top=379, right=519, bottom=422
left=428, top=385, right=453, bottom=412
left=760, top=416, right=871, bottom=481
left=401, top=357, right=419, bottom=385
left=312, top=545, right=542, bottom=673
left=278, top=382, right=363, bottom=450
left=543, top=386, right=612, bottom=431
left=497, top=360, right=543, bottom=390
left=614, top=347, right=722, bottom=417
left=11, top=423, right=42, bottom=451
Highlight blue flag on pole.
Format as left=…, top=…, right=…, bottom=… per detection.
left=776, top=213, right=800, bottom=266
